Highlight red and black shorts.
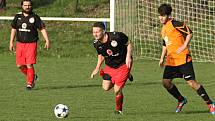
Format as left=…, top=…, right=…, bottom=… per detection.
left=16, top=42, right=37, bottom=65
left=163, top=61, right=195, bottom=81
left=100, top=64, right=129, bottom=88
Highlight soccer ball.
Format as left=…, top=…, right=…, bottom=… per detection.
left=54, top=104, right=69, bottom=118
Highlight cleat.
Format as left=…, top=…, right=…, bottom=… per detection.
left=26, top=85, right=32, bottom=90
left=207, top=102, right=215, bottom=115
left=175, top=98, right=187, bottom=113
left=114, top=110, right=123, bottom=115
left=128, top=74, right=133, bottom=82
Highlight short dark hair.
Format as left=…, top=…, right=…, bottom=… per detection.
left=92, top=22, right=105, bottom=30
left=21, top=0, right=33, bottom=6
left=158, top=3, right=172, bottom=16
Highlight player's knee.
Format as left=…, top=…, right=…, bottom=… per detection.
left=26, top=64, right=34, bottom=68
left=114, top=89, right=122, bottom=95
left=17, top=65, right=25, bottom=69
left=187, top=80, right=200, bottom=90
left=102, top=85, right=111, bottom=91
left=162, top=79, right=172, bottom=89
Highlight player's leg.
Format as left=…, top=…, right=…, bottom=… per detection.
left=181, top=61, right=215, bottom=114
left=112, top=64, right=129, bottom=114
left=25, top=42, right=37, bottom=90
left=17, top=65, right=27, bottom=75
left=102, top=80, right=113, bottom=91
left=16, top=42, right=27, bottom=76
left=163, top=66, right=187, bottom=113
left=26, top=64, right=36, bottom=89
left=186, top=80, right=215, bottom=114
left=114, top=85, right=123, bottom=114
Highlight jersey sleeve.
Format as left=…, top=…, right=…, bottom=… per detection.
left=35, top=14, right=45, bottom=30
left=93, top=40, right=102, bottom=55
left=11, top=14, right=19, bottom=29
left=172, top=20, right=193, bottom=37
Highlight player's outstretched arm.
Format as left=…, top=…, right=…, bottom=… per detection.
left=91, top=54, right=104, bottom=78
left=9, top=29, right=16, bottom=52
left=40, top=28, right=50, bottom=50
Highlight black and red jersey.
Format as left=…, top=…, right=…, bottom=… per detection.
left=11, top=12, right=45, bottom=43
left=93, top=32, right=128, bottom=68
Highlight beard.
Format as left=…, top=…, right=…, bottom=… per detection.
left=22, top=8, right=33, bottom=14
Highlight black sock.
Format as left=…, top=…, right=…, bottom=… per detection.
left=197, top=85, right=212, bottom=104
left=167, top=85, right=184, bottom=102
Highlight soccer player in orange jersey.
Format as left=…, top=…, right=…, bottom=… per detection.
left=9, top=0, right=50, bottom=90
left=158, top=3, right=215, bottom=114
left=91, top=22, right=133, bottom=114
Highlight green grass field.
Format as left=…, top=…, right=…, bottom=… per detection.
left=1, top=54, right=215, bottom=121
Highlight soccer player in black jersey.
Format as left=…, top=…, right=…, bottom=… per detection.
left=9, top=0, right=50, bottom=90
left=158, top=3, right=215, bottom=114
left=91, top=22, right=133, bottom=114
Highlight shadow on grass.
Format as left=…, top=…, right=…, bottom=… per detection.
left=183, top=110, right=209, bottom=114
left=144, top=110, right=209, bottom=115
left=34, top=84, right=100, bottom=90
left=126, top=81, right=185, bottom=86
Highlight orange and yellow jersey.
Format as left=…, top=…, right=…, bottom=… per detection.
left=161, top=19, right=193, bottom=66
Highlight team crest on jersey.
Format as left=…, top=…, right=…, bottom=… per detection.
left=111, top=40, right=118, bottom=47
left=107, top=49, right=113, bottom=56
left=22, top=23, right=27, bottom=29
left=29, top=17, right=35, bottom=23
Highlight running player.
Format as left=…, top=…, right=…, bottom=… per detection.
left=91, top=22, right=133, bottom=114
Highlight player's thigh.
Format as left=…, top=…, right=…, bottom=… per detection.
left=162, top=79, right=173, bottom=89
left=16, top=42, right=25, bottom=65
left=26, top=42, right=37, bottom=65
left=163, top=66, right=182, bottom=79
left=102, top=80, right=113, bottom=91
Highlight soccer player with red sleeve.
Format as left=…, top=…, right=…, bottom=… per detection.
left=158, top=3, right=215, bottom=114
left=91, top=22, right=133, bottom=114
left=9, top=0, right=50, bottom=90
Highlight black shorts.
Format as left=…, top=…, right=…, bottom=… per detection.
left=163, top=61, right=195, bottom=81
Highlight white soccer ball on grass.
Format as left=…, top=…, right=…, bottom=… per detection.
left=54, top=104, right=69, bottom=118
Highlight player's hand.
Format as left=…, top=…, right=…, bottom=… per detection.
left=126, top=56, right=132, bottom=69
left=44, top=41, right=50, bottom=50
left=176, top=45, right=186, bottom=54
left=91, top=68, right=99, bottom=78
left=159, top=59, right=165, bottom=68
left=9, top=43, right=14, bottom=52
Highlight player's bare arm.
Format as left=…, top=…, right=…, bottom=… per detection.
left=176, top=33, right=192, bottom=54
left=40, top=28, right=50, bottom=50
left=9, top=29, right=16, bottom=52
left=159, top=46, right=167, bottom=67
left=91, top=54, right=104, bottom=78
left=126, top=42, right=132, bottom=69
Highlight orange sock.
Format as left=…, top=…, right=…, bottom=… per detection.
left=116, top=94, right=123, bottom=111
left=27, top=67, right=35, bottom=85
